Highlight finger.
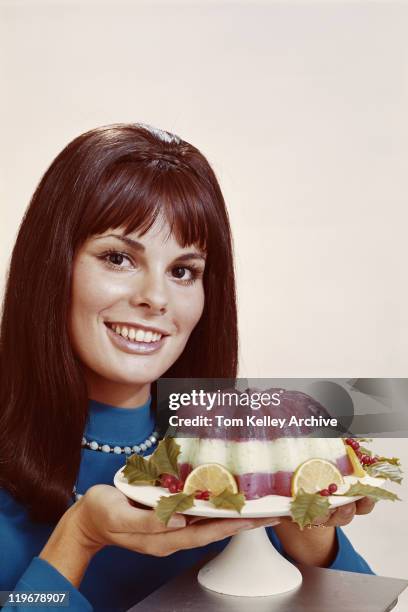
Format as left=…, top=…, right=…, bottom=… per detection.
left=120, top=517, right=255, bottom=556
left=141, top=517, right=270, bottom=556
left=325, top=502, right=356, bottom=527
left=186, top=516, right=211, bottom=525
left=355, top=497, right=376, bottom=515
left=115, top=501, right=187, bottom=533
left=127, top=499, right=152, bottom=510
left=119, top=516, right=282, bottom=556
left=253, top=517, right=281, bottom=528
left=310, top=512, right=332, bottom=526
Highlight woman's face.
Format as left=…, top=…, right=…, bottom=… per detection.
left=69, top=221, right=206, bottom=404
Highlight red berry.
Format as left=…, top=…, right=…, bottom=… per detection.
left=370, top=457, right=378, bottom=464
left=345, top=438, right=353, bottom=446
left=328, top=483, right=338, bottom=494
left=350, top=440, right=360, bottom=450
left=195, top=490, right=210, bottom=500
left=361, top=455, right=371, bottom=465
left=168, top=482, right=178, bottom=493
left=161, top=474, right=173, bottom=488
left=176, top=481, right=184, bottom=492
left=320, top=489, right=330, bottom=496
left=356, top=450, right=363, bottom=460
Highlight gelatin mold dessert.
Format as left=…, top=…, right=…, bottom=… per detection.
left=173, top=388, right=353, bottom=499
left=118, top=387, right=401, bottom=528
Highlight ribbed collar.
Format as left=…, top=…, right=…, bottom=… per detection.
left=85, top=397, right=155, bottom=446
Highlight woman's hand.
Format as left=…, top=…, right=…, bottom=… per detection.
left=73, top=484, right=279, bottom=555
left=40, top=484, right=280, bottom=588
left=309, top=496, right=376, bottom=527
left=273, top=497, right=376, bottom=567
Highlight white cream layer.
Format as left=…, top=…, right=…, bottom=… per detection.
left=177, top=437, right=347, bottom=474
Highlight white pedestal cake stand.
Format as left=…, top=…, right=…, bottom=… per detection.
left=196, top=525, right=302, bottom=596
left=114, top=468, right=382, bottom=598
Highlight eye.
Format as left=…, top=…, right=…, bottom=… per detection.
left=108, top=253, right=126, bottom=266
left=99, top=250, right=134, bottom=269
left=172, top=266, right=191, bottom=279
left=170, top=264, right=203, bottom=285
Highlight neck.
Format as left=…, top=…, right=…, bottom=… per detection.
left=84, top=369, right=151, bottom=408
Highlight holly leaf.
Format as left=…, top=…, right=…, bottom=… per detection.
left=375, top=456, right=401, bottom=466
left=155, top=493, right=195, bottom=525
left=343, top=482, right=401, bottom=501
left=122, top=454, right=159, bottom=485
left=210, top=490, right=246, bottom=513
left=150, top=438, right=181, bottom=478
left=290, top=490, right=330, bottom=530
left=366, top=461, right=403, bottom=484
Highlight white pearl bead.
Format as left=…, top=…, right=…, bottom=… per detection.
left=82, top=437, right=87, bottom=445
left=101, top=444, right=111, bottom=453
left=90, top=441, right=99, bottom=450
left=149, top=435, right=157, bottom=444
left=145, top=440, right=152, bottom=448
left=124, top=446, right=132, bottom=454
left=139, top=443, right=147, bottom=452
left=76, top=493, right=83, bottom=500
left=113, top=446, right=122, bottom=454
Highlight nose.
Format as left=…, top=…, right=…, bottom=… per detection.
left=129, top=270, right=168, bottom=315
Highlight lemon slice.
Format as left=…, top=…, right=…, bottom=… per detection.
left=183, top=463, right=238, bottom=496
left=345, top=445, right=366, bottom=478
left=291, top=458, right=345, bottom=496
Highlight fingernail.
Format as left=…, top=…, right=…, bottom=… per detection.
left=168, top=514, right=186, bottom=528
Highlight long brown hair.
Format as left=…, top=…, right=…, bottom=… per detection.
left=0, top=124, right=238, bottom=522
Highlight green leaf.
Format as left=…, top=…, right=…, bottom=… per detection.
left=359, top=446, right=373, bottom=457
left=365, top=461, right=403, bottom=484
left=290, top=490, right=330, bottom=530
left=155, top=493, right=195, bottom=525
left=356, top=438, right=373, bottom=443
left=375, top=456, right=401, bottom=466
left=210, top=490, right=246, bottom=513
left=343, top=482, right=401, bottom=501
left=150, top=438, right=181, bottom=478
left=122, top=454, right=159, bottom=485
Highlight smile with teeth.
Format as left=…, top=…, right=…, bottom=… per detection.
left=107, top=323, right=163, bottom=343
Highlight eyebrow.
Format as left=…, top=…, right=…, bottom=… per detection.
left=95, top=233, right=206, bottom=261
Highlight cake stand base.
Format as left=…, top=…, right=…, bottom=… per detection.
left=197, top=526, right=302, bottom=597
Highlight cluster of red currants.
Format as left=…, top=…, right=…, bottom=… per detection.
left=345, top=438, right=378, bottom=466
left=319, top=483, right=338, bottom=496
left=159, top=474, right=210, bottom=500
left=160, top=474, right=184, bottom=493
left=195, top=490, right=210, bottom=500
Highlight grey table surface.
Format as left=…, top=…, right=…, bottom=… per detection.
left=128, top=560, right=408, bottom=612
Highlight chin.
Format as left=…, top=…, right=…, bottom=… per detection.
left=106, top=363, right=170, bottom=386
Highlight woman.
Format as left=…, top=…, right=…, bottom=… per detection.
left=0, top=124, right=375, bottom=611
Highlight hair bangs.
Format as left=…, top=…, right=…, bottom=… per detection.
left=78, top=162, right=211, bottom=252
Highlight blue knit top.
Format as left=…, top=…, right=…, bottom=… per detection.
left=0, top=398, right=374, bottom=611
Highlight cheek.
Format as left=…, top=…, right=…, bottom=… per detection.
left=177, top=285, right=205, bottom=334
left=70, top=260, right=121, bottom=325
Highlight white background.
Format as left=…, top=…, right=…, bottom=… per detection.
left=1, top=0, right=407, bottom=607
